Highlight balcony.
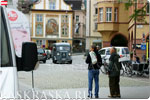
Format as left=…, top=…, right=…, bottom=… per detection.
left=97, top=22, right=119, bottom=32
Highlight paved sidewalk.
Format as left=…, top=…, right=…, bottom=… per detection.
left=19, top=82, right=150, bottom=99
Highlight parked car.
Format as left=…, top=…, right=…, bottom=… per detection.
left=52, top=43, right=72, bottom=64
left=45, top=49, right=51, bottom=59
left=99, top=47, right=130, bottom=64
left=37, top=48, right=47, bottom=63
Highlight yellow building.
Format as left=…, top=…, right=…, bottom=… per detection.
left=31, top=0, right=73, bottom=49
left=97, top=0, right=149, bottom=60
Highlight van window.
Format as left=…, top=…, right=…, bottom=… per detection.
left=57, top=46, right=70, bottom=51
left=122, top=48, right=129, bottom=54
left=99, top=49, right=105, bottom=55
left=106, top=50, right=110, bottom=55
left=1, top=8, right=12, bottom=67
left=116, top=48, right=120, bottom=54
left=38, top=49, right=45, bottom=54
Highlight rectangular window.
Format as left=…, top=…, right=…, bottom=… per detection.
left=36, top=14, right=43, bottom=22
left=62, top=27, right=68, bottom=36
left=36, top=24, right=43, bottom=35
left=106, top=8, right=112, bottom=22
left=99, top=8, right=103, bottom=22
left=49, top=2, right=56, bottom=10
left=62, top=15, right=68, bottom=23
left=36, top=40, right=42, bottom=46
left=76, top=15, right=79, bottom=23
left=114, top=8, right=118, bottom=22
left=95, top=8, right=98, bottom=14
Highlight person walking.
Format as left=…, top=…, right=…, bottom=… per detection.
left=108, top=47, right=121, bottom=98
left=86, top=45, right=102, bottom=98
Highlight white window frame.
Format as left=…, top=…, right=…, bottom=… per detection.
left=99, top=8, right=103, bottom=22
left=49, top=2, right=56, bottom=10
left=106, top=7, right=112, bottom=22
left=36, top=24, right=43, bottom=35
left=62, top=15, right=68, bottom=23
left=62, top=26, right=68, bottom=36
left=36, top=40, right=43, bottom=46
left=36, top=14, right=43, bottom=22
left=76, top=15, right=79, bottom=23
left=114, top=8, right=118, bottom=22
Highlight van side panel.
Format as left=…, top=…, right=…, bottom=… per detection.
left=0, top=67, right=18, bottom=98
left=0, top=6, right=18, bottom=98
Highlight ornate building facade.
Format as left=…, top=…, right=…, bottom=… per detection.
left=31, top=0, right=73, bottom=49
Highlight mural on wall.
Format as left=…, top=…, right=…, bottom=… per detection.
left=46, top=19, right=58, bottom=35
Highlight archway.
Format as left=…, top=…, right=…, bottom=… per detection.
left=111, top=34, right=128, bottom=46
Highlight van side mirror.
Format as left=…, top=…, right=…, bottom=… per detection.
left=17, top=42, right=38, bottom=71
left=22, top=42, right=38, bottom=71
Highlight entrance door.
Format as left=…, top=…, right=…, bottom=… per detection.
left=48, top=40, right=56, bottom=50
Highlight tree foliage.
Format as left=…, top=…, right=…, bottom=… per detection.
left=119, top=0, right=148, bottom=22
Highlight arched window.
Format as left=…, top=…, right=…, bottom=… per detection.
left=36, top=24, right=43, bottom=35
left=49, top=0, right=56, bottom=10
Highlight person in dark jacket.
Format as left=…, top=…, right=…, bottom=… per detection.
left=108, top=47, right=121, bottom=98
left=86, top=45, right=102, bottom=98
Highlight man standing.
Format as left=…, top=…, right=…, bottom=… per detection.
left=86, top=45, right=102, bottom=98
left=108, top=47, right=121, bottom=98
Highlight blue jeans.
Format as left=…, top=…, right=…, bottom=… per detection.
left=88, top=69, right=99, bottom=97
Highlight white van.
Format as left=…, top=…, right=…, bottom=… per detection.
left=99, top=47, right=130, bottom=63
left=0, top=6, right=38, bottom=98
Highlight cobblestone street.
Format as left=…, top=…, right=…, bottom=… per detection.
left=18, top=55, right=150, bottom=90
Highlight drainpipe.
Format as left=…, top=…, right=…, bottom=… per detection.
left=134, top=1, right=137, bottom=55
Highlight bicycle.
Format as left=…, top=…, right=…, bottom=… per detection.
left=121, top=61, right=133, bottom=77
left=100, top=58, right=109, bottom=74
left=100, top=58, right=124, bottom=75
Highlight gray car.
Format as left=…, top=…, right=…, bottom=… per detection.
left=52, top=43, right=72, bottom=64
left=38, top=48, right=47, bottom=63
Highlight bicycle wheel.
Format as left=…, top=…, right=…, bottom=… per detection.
left=120, top=62, right=125, bottom=76
left=120, top=68, right=124, bottom=76
left=125, top=65, right=133, bottom=77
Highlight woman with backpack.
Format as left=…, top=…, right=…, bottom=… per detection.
left=86, top=45, right=102, bottom=99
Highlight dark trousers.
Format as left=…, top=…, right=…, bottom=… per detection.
left=109, top=76, right=120, bottom=96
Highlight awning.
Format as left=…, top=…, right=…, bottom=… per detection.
left=93, top=40, right=102, bottom=43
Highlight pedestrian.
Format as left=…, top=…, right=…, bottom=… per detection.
left=108, top=47, right=121, bottom=98
left=86, top=45, right=102, bottom=98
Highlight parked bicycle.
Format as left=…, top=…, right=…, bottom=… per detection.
left=100, top=58, right=109, bottom=74
left=120, top=61, right=133, bottom=77
left=100, top=58, right=124, bottom=75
